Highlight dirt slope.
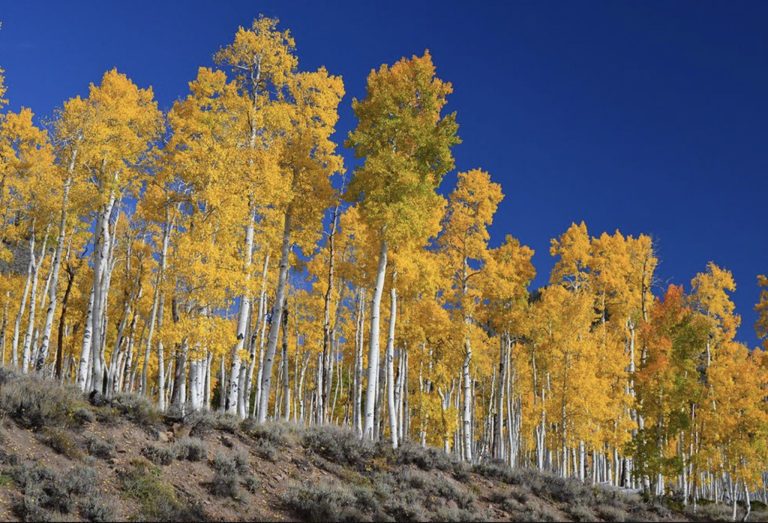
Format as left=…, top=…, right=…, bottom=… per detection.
left=0, top=371, right=760, bottom=522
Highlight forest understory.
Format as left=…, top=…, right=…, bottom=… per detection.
left=0, top=370, right=762, bottom=523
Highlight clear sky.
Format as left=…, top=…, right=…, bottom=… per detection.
left=1, top=1, right=766, bottom=348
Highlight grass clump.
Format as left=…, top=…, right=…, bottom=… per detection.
left=41, top=427, right=82, bottom=459
left=85, top=436, right=115, bottom=459
left=110, top=393, right=162, bottom=427
left=302, top=425, right=375, bottom=469
left=243, top=475, right=260, bottom=494
left=81, top=495, right=117, bottom=522
left=11, top=462, right=96, bottom=521
left=210, top=453, right=239, bottom=498
left=173, top=437, right=206, bottom=462
left=118, top=458, right=204, bottom=521
left=392, top=441, right=455, bottom=472
left=241, top=420, right=295, bottom=462
left=141, top=443, right=177, bottom=466
left=283, top=481, right=369, bottom=522
left=187, top=410, right=239, bottom=436
left=0, top=375, right=86, bottom=429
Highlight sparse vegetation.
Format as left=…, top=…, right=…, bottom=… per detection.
left=10, top=462, right=96, bottom=521
left=302, top=425, right=375, bottom=469
left=118, top=458, right=205, bottom=521
left=173, top=437, right=206, bottom=462
left=81, top=495, right=118, bottom=522
left=85, top=436, right=116, bottom=459
left=41, top=427, right=82, bottom=459
left=0, top=374, right=85, bottom=429
left=110, top=393, right=162, bottom=427
left=188, top=410, right=239, bottom=436
left=141, top=443, right=178, bottom=466
left=0, top=374, right=764, bottom=522
left=243, top=474, right=260, bottom=494
left=241, top=421, right=294, bottom=462
left=210, top=453, right=240, bottom=498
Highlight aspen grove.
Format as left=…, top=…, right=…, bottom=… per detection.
left=0, top=17, right=766, bottom=511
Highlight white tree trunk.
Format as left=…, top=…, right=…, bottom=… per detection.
left=22, top=227, right=49, bottom=374
left=11, top=259, right=33, bottom=369
left=228, top=207, right=256, bottom=416
left=462, top=340, right=473, bottom=462
left=0, top=295, right=9, bottom=365
left=385, top=271, right=398, bottom=448
left=363, top=238, right=388, bottom=440
left=140, top=209, right=172, bottom=403
left=36, top=170, right=73, bottom=371
left=494, top=333, right=507, bottom=460
left=257, top=208, right=292, bottom=422
left=77, top=288, right=95, bottom=391
left=156, top=295, right=166, bottom=411
left=353, top=288, right=365, bottom=436
left=88, top=193, right=116, bottom=392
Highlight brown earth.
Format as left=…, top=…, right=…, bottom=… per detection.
left=0, top=370, right=761, bottom=522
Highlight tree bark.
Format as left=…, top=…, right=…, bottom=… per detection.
left=363, top=237, right=388, bottom=440
left=258, top=207, right=293, bottom=422
left=385, top=270, right=398, bottom=448
left=36, top=164, right=74, bottom=371
left=227, top=206, right=256, bottom=416
left=22, top=224, right=49, bottom=373
left=141, top=208, right=173, bottom=403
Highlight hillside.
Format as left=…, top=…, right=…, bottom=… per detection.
left=0, top=370, right=760, bottom=522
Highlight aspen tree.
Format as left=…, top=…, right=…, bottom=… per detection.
left=75, top=70, right=162, bottom=393
left=214, top=17, right=296, bottom=416
left=702, top=341, right=768, bottom=520
left=256, top=67, right=344, bottom=422
left=35, top=96, right=88, bottom=372
left=481, top=235, right=535, bottom=463
left=438, top=169, right=503, bottom=460
left=346, top=51, right=459, bottom=440
left=634, top=285, right=708, bottom=496
left=0, top=109, right=56, bottom=373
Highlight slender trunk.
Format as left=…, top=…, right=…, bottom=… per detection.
left=742, top=478, right=751, bottom=522
left=386, top=270, right=398, bottom=448
left=228, top=206, right=256, bottom=416
left=254, top=297, right=269, bottom=418
left=55, top=265, right=75, bottom=379
left=0, top=295, right=8, bottom=366
left=22, top=225, right=48, bottom=373
left=461, top=257, right=473, bottom=462
left=12, top=258, right=33, bottom=369
left=172, top=339, right=188, bottom=412
left=246, top=253, right=270, bottom=418
left=257, top=207, right=292, bottom=422
left=495, top=333, right=508, bottom=460
left=320, top=200, right=342, bottom=423
left=36, top=172, right=73, bottom=371
left=89, top=192, right=116, bottom=392
left=204, top=351, right=213, bottom=410
left=141, top=208, right=173, bottom=400
left=462, top=340, right=473, bottom=461
left=157, top=293, right=170, bottom=411
left=281, top=307, right=290, bottom=422
left=297, top=351, right=309, bottom=423
left=353, top=288, right=365, bottom=435
left=77, top=288, right=95, bottom=390
left=363, top=238, right=388, bottom=440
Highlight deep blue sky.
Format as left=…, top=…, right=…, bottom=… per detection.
left=1, top=1, right=766, bottom=347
